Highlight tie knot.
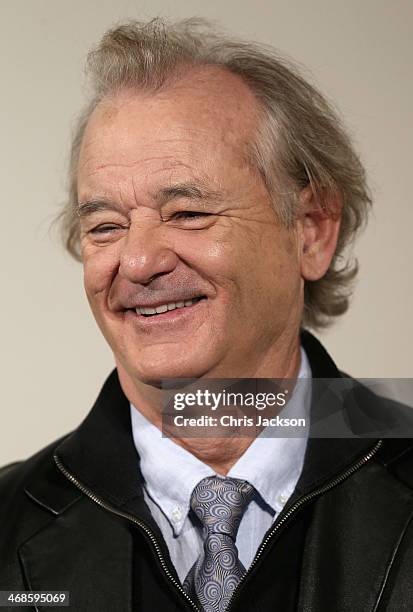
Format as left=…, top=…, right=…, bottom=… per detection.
left=190, top=476, right=254, bottom=539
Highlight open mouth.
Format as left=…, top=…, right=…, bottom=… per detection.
left=134, top=296, right=206, bottom=317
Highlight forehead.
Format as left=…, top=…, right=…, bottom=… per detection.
left=78, top=66, right=262, bottom=191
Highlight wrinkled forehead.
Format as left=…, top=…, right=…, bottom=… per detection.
left=78, top=65, right=262, bottom=174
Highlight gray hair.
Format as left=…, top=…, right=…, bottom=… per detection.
left=60, top=17, right=371, bottom=329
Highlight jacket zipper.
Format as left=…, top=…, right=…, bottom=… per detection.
left=54, top=439, right=382, bottom=612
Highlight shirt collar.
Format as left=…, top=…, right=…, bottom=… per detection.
left=130, top=347, right=311, bottom=535
left=130, top=407, right=214, bottom=535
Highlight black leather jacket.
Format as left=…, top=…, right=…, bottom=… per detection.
left=1, top=332, right=413, bottom=611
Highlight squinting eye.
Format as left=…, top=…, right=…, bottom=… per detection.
left=169, top=211, right=211, bottom=220
left=89, top=224, right=125, bottom=234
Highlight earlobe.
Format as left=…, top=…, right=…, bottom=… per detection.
left=298, top=185, right=342, bottom=282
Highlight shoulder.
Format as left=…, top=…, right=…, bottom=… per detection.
left=0, top=461, right=22, bottom=480
left=0, top=434, right=71, bottom=519
left=375, top=437, right=413, bottom=490
left=341, top=376, right=413, bottom=439
left=341, top=379, right=413, bottom=487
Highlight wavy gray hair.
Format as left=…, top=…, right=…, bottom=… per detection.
left=59, top=18, right=371, bottom=329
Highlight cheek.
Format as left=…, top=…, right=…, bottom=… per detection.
left=246, top=231, right=301, bottom=299
left=179, top=232, right=234, bottom=280
left=82, top=247, right=120, bottom=298
left=266, top=249, right=301, bottom=299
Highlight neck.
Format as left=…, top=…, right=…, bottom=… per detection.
left=118, top=335, right=301, bottom=475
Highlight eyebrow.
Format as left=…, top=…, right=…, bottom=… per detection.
left=77, top=181, right=223, bottom=218
left=155, top=182, right=222, bottom=205
left=77, top=200, right=119, bottom=218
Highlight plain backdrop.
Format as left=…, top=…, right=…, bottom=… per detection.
left=1, top=0, right=412, bottom=465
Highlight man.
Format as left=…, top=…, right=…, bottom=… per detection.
left=1, top=18, right=412, bottom=612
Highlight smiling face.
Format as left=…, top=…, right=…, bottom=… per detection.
left=77, top=67, right=304, bottom=385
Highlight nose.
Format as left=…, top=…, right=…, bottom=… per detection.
left=119, top=209, right=179, bottom=284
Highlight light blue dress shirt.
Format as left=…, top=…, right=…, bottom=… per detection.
left=130, top=348, right=311, bottom=582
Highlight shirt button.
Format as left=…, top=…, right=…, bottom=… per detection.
left=172, top=507, right=183, bottom=523
left=278, top=493, right=288, bottom=505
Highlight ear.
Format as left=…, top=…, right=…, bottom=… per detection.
left=298, top=185, right=342, bottom=281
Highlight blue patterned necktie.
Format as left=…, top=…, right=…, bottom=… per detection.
left=183, top=476, right=255, bottom=612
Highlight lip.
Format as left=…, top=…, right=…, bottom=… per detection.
left=123, top=297, right=208, bottom=329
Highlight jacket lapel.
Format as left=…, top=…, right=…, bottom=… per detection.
left=18, top=496, right=134, bottom=612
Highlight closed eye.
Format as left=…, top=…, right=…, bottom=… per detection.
left=166, top=211, right=212, bottom=221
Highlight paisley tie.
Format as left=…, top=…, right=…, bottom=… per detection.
left=183, top=476, right=254, bottom=612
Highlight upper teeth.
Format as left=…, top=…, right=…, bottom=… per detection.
left=136, top=298, right=200, bottom=316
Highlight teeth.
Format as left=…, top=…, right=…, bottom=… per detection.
left=135, top=297, right=202, bottom=316
left=155, top=304, right=168, bottom=314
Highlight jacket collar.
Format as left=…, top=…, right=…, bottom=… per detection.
left=54, top=368, right=144, bottom=508
left=294, top=331, right=377, bottom=494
